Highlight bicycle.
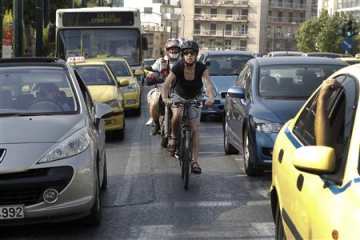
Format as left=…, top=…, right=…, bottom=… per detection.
left=170, top=98, right=202, bottom=190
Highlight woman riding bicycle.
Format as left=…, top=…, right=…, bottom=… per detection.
left=162, top=40, right=215, bottom=174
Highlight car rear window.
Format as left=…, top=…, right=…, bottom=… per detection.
left=207, top=55, right=253, bottom=76
left=106, top=61, right=131, bottom=77
left=75, top=65, right=116, bottom=86
left=258, top=64, right=345, bottom=99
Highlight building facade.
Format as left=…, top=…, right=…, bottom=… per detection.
left=181, top=0, right=317, bottom=54
left=318, top=0, right=360, bottom=18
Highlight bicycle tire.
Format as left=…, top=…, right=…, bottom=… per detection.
left=183, top=129, right=192, bottom=190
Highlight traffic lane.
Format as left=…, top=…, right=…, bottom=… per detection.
left=0, top=88, right=274, bottom=239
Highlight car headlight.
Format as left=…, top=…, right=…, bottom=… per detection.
left=38, top=128, right=91, bottom=164
left=121, top=83, right=138, bottom=92
left=105, top=99, right=121, bottom=108
left=254, top=118, right=282, bottom=133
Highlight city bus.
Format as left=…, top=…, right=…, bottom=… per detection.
left=55, top=7, right=147, bottom=75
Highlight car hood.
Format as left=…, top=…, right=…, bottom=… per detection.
left=0, top=114, right=85, bottom=144
left=211, top=75, right=238, bottom=94
left=88, top=86, right=117, bottom=102
left=251, top=98, right=305, bottom=123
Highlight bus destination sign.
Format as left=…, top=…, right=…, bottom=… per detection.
left=62, top=12, right=134, bottom=27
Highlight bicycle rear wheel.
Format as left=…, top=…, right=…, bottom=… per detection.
left=182, top=129, right=192, bottom=190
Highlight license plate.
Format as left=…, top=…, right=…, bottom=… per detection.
left=0, top=205, right=24, bottom=219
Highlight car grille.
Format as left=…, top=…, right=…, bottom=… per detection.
left=0, top=166, right=73, bottom=206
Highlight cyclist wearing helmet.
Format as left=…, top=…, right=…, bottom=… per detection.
left=145, top=38, right=181, bottom=135
left=162, top=40, right=215, bottom=174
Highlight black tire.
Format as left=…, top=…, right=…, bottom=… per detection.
left=243, top=128, right=261, bottom=176
left=101, top=156, right=108, bottom=191
left=183, top=130, right=192, bottom=190
left=275, top=203, right=286, bottom=240
left=223, top=121, right=239, bottom=154
left=84, top=162, right=102, bottom=226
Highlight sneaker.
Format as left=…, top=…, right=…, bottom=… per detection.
left=151, top=123, right=160, bottom=135
left=145, top=118, right=153, bottom=126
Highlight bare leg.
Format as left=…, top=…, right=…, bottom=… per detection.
left=190, top=119, right=200, bottom=163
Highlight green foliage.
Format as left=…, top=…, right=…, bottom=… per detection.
left=296, top=10, right=359, bottom=54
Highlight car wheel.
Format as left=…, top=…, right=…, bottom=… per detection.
left=243, top=128, right=261, bottom=176
left=101, top=155, right=108, bottom=191
left=224, top=121, right=238, bottom=154
left=275, top=203, right=286, bottom=240
left=84, top=162, right=102, bottom=226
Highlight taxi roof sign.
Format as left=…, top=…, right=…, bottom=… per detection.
left=67, top=56, right=85, bottom=64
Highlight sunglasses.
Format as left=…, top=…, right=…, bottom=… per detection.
left=183, top=50, right=196, bottom=56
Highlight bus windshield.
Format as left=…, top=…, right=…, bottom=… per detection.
left=57, top=29, right=140, bottom=66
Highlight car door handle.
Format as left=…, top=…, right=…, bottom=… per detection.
left=278, top=149, right=284, bottom=163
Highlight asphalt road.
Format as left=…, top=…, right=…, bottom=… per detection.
left=1, top=87, right=274, bottom=239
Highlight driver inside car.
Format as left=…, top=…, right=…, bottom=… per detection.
left=35, top=83, right=71, bottom=111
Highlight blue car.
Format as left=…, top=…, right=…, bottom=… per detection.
left=198, top=50, right=254, bottom=120
left=223, top=57, right=347, bottom=176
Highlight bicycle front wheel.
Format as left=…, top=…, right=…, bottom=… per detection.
left=182, top=129, right=192, bottom=190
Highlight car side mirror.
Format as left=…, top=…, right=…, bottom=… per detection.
left=205, top=61, right=210, bottom=66
left=134, top=69, right=144, bottom=76
left=220, top=91, right=227, bottom=98
left=227, top=86, right=245, bottom=99
left=95, top=103, right=112, bottom=120
left=292, top=146, right=336, bottom=174
left=119, top=79, right=130, bottom=87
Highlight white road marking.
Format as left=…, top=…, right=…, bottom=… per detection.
left=246, top=200, right=270, bottom=206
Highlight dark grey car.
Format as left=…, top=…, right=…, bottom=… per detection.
left=198, top=50, right=254, bottom=120
left=0, top=58, right=111, bottom=225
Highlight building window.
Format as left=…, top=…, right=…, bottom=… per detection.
left=240, top=40, right=247, bottom=48
left=144, top=7, right=153, bottom=14
left=209, top=39, right=215, bottom=48
left=288, top=12, right=293, bottom=22
left=242, top=9, right=248, bottom=16
left=210, top=8, right=217, bottom=17
left=225, top=24, right=232, bottom=35
left=153, top=0, right=162, bottom=3
left=225, top=40, right=232, bottom=49
left=194, top=23, right=200, bottom=34
left=195, top=8, right=201, bottom=15
left=210, top=23, right=217, bottom=35
left=226, top=9, right=233, bottom=17
left=240, top=24, right=248, bottom=35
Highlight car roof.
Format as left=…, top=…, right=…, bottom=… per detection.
left=250, top=56, right=347, bottom=66
left=86, top=57, right=128, bottom=62
left=200, top=50, right=254, bottom=57
left=0, top=57, right=67, bottom=67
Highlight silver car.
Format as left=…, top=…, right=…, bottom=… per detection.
left=0, top=58, right=111, bottom=225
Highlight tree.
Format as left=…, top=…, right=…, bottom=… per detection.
left=295, top=18, right=320, bottom=52
left=296, top=10, right=358, bottom=54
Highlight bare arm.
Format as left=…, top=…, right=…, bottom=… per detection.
left=202, top=69, right=215, bottom=106
left=162, top=71, right=176, bottom=101
left=314, top=79, right=341, bottom=146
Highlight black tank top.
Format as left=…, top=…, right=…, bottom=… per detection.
left=171, top=61, right=207, bottom=99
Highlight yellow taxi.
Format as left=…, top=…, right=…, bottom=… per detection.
left=270, top=63, right=360, bottom=239
left=69, top=57, right=127, bottom=139
left=87, top=57, right=141, bottom=115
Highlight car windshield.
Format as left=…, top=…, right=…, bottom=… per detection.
left=258, top=64, right=344, bottom=99
left=0, top=66, right=77, bottom=115
left=75, top=65, right=116, bottom=86
left=207, top=55, right=253, bottom=76
left=106, top=61, right=131, bottom=77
